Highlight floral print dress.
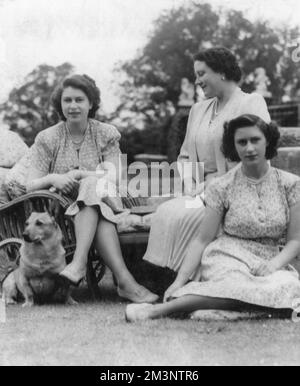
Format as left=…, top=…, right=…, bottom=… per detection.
left=29, top=119, right=128, bottom=224
left=172, top=166, right=300, bottom=309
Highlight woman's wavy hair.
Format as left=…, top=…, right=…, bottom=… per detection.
left=222, top=114, right=280, bottom=162
left=51, top=74, right=101, bottom=121
left=193, top=47, right=242, bottom=82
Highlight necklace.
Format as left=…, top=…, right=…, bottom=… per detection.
left=209, top=101, right=218, bottom=125
left=66, top=122, right=89, bottom=147
left=214, top=100, right=219, bottom=116
left=242, top=164, right=271, bottom=185
left=242, top=165, right=271, bottom=199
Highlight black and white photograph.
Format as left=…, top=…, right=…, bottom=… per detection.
left=0, top=0, right=300, bottom=367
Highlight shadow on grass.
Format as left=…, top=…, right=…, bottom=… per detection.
left=72, top=271, right=127, bottom=305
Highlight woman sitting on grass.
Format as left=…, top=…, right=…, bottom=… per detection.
left=125, top=114, right=300, bottom=321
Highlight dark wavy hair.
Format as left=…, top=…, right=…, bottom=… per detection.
left=51, top=74, right=101, bottom=121
left=222, top=114, right=280, bottom=161
left=193, top=47, right=242, bottom=82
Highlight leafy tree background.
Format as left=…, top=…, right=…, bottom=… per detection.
left=0, top=63, right=74, bottom=145
left=117, top=2, right=300, bottom=104
left=0, top=2, right=299, bottom=157
left=112, top=2, right=300, bottom=159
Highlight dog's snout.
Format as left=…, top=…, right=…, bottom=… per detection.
left=23, top=233, right=33, bottom=243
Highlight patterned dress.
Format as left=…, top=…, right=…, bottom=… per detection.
left=29, top=119, right=129, bottom=224
left=172, top=166, right=300, bottom=309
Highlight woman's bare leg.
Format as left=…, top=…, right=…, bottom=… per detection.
left=94, top=218, right=158, bottom=303
left=60, top=206, right=98, bottom=283
left=126, top=295, right=260, bottom=321
left=61, top=206, right=158, bottom=302
left=151, top=295, right=244, bottom=317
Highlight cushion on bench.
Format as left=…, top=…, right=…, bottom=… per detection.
left=0, top=167, right=10, bottom=204
left=5, top=150, right=31, bottom=200
left=0, top=130, right=28, bottom=168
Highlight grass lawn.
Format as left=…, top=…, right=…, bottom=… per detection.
left=1, top=271, right=300, bottom=366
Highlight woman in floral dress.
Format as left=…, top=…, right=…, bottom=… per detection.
left=125, top=114, right=300, bottom=321
left=26, top=74, right=158, bottom=303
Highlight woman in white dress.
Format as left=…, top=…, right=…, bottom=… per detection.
left=126, top=114, right=300, bottom=321
left=142, top=47, right=270, bottom=290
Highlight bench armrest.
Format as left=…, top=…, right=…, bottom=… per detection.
left=0, top=190, right=72, bottom=212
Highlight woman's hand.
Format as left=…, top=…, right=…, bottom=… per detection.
left=183, top=173, right=216, bottom=197
left=163, top=278, right=186, bottom=303
left=193, top=182, right=205, bottom=196
left=204, top=172, right=218, bottom=185
left=251, top=260, right=279, bottom=277
left=67, top=169, right=82, bottom=181
left=183, top=178, right=195, bottom=196
left=51, top=174, right=79, bottom=196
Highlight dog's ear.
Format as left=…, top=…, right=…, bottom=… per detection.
left=48, top=199, right=61, bottom=222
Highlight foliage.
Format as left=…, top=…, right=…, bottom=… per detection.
left=118, top=3, right=300, bottom=104
left=108, top=78, right=174, bottom=160
left=113, top=2, right=300, bottom=159
left=0, top=63, right=74, bottom=145
left=1, top=2, right=300, bottom=159
left=118, top=118, right=172, bottom=164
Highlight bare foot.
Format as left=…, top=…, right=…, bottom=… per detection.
left=125, top=303, right=155, bottom=322
left=117, top=284, right=158, bottom=304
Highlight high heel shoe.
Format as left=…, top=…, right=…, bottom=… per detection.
left=59, top=267, right=85, bottom=287
left=117, top=286, right=159, bottom=304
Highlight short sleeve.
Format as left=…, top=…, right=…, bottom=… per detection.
left=95, top=123, right=124, bottom=182
left=100, top=124, right=121, bottom=161
left=29, top=131, right=54, bottom=175
left=203, top=178, right=226, bottom=214
left=285, top=176, right=300, bottom=208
